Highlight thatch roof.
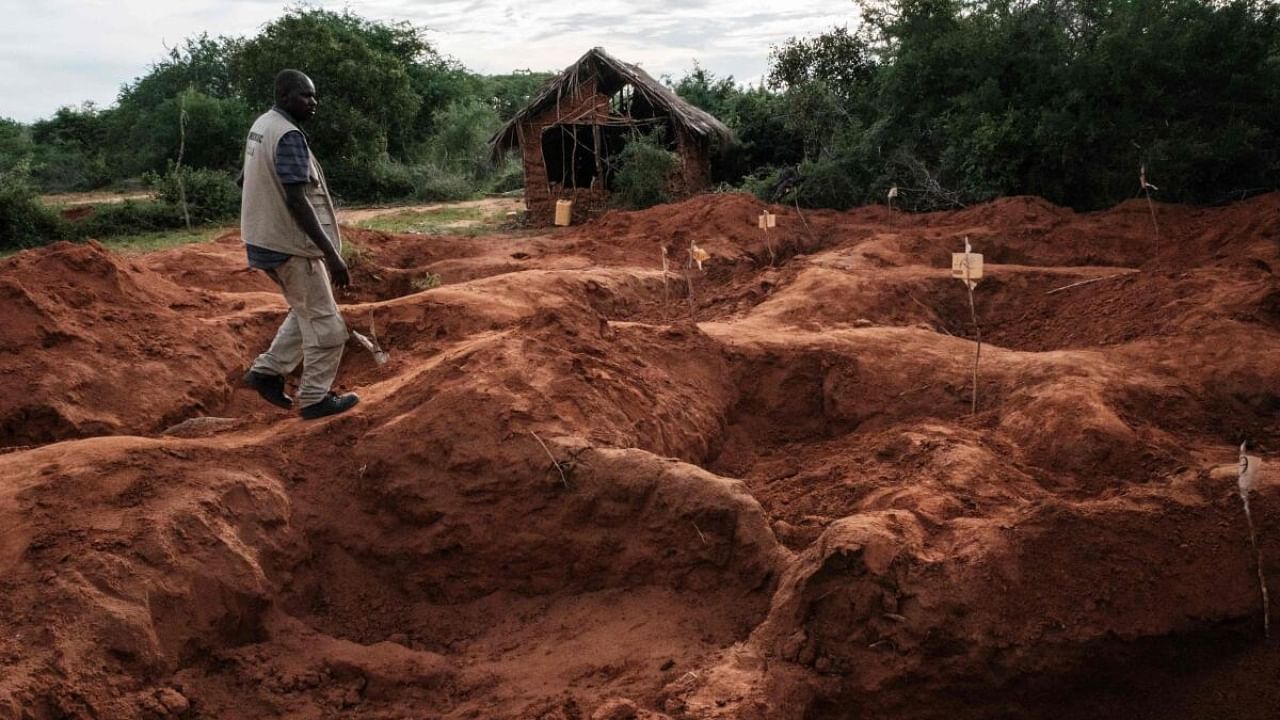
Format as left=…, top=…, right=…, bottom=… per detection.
left=489, top=47, right=733, bottom=160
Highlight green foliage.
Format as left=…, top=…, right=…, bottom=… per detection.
left=340, top=239, right=366, bottom=269
left=486, top=157, right=525, bottom=194
left=426, top=98, right=502, bottom=179
left=144, top=162, right=240, bottom=224
left=233, top=8, right=429, bottom=198
left=480, top=70, right=556, bottom=121
left=411, top=272, right=442, bottom=290
left=28, top=104, right=114, bottom=191
left=612, top=131, right=678, bottom=210
left=99, top=226, right=228, bottom=255
left=771, top=0, right=1280, bottom=210
left=117, top=90, right=252, bottom=178
left=0, top=161, right=66, bottom=250
left=17, top=7, right=540, bottom=208
left=0, top=118, right=34, bottom=175
left=409, top=165, right=478, bottom=203
left=72, top=200, right=185, bottom=239
left=672, top=67, right=803, bottom=184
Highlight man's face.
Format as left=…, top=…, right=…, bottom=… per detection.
left=283, top=77, right=318, bottom=122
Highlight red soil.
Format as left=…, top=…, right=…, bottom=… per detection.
left=1, top=192, right=1279, bottom=719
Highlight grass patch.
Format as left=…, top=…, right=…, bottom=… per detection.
left=355, top=206, right=503, bottom=235
left=411, top=272, right=442, bottom=290
left=101, top=225, right=232, bottom=254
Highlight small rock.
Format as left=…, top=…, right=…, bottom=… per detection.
left=156, top=688, right=189, bottom=715
left=781, top=630, right=807, bottom=662
left=814, top=656, right=833, bottom=673
left=161, top=416, right=240, bottom=438
left=342, top=687, right=362, bottom=708
left=659, top=658, right=675, bottom=672
left=388, top=632, right=410, bottom=646
left=591, top=697, right=639, bottom=720
left=771, top=520, right=797, bottom=544
left=853, top=318, right=874, bottom=328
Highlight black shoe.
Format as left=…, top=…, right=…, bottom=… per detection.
left=300, top=392, right=360, bottom=420
left=243, top=370, right=292, bottom=409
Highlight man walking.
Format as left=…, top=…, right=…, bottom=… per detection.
left=240, top=69, right=359, bottom=419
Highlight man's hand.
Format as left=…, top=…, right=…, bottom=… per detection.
left=326, top=255, right=351, bottom=288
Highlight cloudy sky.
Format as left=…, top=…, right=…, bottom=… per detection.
left=0, top=0, right=858, bottom=123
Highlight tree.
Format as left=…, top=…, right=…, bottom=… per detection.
left=672, top=67, right=803, bottom=184
left=0, top=118, right=33, bottom=175
left=766, top=0, right=1280, bottom=210
left=479, top=70, right=556, bottom=121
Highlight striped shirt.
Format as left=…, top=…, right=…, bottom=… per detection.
left=275, top=130, right=311, bottom=185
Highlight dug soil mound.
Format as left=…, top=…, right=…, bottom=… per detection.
left=2, top=192, right=1279, bottom=719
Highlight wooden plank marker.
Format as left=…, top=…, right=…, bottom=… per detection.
left=759, top=211, right=777, bottom=265
left=952, top=249, right=983, bottom=290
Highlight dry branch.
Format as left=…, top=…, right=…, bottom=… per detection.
left=531, top=431, right=569, bottom=488
left=1045, top=272, right=1138, bottom=295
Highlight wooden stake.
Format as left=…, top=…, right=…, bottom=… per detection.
left=660, top=245, right=671, bottom=319
left=1240, top=445, right=1270, bottom=640
left=961, top=238, right=981, bottom=415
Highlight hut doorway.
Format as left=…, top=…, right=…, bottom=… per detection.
left=541, top=124, right=628, bottom=190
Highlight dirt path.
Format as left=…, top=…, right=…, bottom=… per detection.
left=1, top=193, right=1278, bottom=719
left=40, top=190, right=153, bottom=206
left=338, top=196, right=523, bottom=223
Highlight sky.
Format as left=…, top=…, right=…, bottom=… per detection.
left=0, top=0, right=859, bottom=123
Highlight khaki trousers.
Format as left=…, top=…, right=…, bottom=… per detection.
left=250, top=256, right=348, bottom=407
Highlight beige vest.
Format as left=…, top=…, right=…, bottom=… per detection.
left=240, top=109, right=341, bottom=257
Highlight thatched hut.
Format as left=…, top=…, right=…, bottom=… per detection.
left=490, top=47, right=733, bottom=225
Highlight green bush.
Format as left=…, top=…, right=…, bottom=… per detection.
left=0, top=161, right=66, bottom=250
left=486, top=157, right=524, bottom=194
left=612, top=131, right=678, bottom=210
left=145, top=162, right=240, bottom=224
left=741, top=166, right=785, bottom=202
left=30, top=143, right=111, bottom=193
left=72, top=200, right=185, bottom=239
left=408, top=163, right=477, bottom=202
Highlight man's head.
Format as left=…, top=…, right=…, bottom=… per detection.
left=274, top=69, right=317, bottom=123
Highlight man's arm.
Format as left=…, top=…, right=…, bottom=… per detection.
left=283, top=183, right=350, bottom=288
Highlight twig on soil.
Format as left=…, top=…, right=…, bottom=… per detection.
left=908, top=294, right=952, bottom=336
left=896, top=384, right=931, bottom=398
left=1238, top=442, right=1270, bottom=640
left=661, top=245, right=671, bottom=316
left=1045, top=272, right=1137, bottom=295
left=1140, top=164, right=1161, bottom=255
left=531, top=431, right=569, bottom=488
left=693, top=522, right=708, bottom=546
left=793, top=193, right=819, bottom=246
